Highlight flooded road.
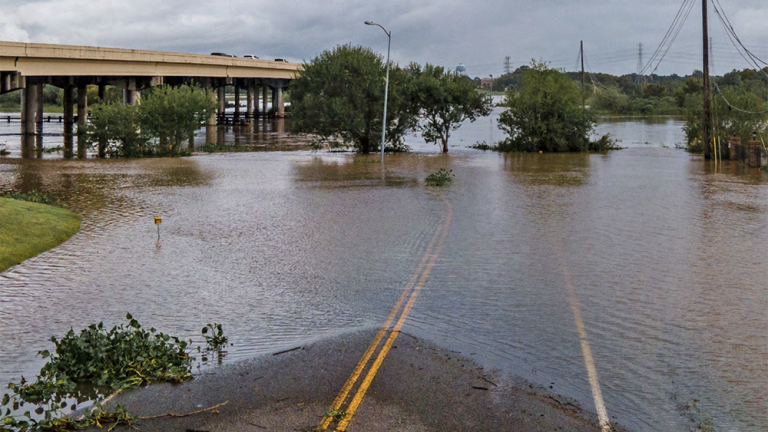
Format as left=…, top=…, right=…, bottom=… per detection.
left=1, top=113, right=766, bottom=431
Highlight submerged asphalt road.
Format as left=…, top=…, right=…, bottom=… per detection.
left=89, top=329, right=629, bottom=432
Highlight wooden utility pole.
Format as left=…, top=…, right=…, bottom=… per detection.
left=580, top=41, right=586, bottom=109
left=702, top=0, right=712, bottom=159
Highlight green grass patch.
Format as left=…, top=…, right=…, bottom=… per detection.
left=0, top=198, right=81, bottom=272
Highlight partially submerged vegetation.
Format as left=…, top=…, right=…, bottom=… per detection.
left=425, top=168, right=454, bottom=187
left=407, top=63, right=493, bottom=153
left=0, top=192, right=80, bottom=272
left=0, top=315, right=228, bottom=431
left=85, top=84, right=215, bottom=158
left=682, top=71, right=768, bottom=153
left=291, top=45, right=492, bottom=154
left=494, top=61, right=617, bottom=153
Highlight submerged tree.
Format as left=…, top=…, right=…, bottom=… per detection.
left=408, top=63, right=493, bottom=153
left=139, top=84, right=216, bottom=156
left=683, top=84, right=768, bottom=153
left=85, top=84, right=215, bottom=157
left=87, top=103, right=146, bottom=158
left=291, top=44, right=417, bottom=154
left=497, top=60, right=602, bottom=152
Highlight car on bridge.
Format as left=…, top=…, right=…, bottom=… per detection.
left=243, top=54, right=260, bottom=59
left=210, top=52, right=236, bottom=57
left=274, top=58, right=289, bottom=62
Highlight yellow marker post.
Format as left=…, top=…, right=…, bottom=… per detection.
left=154, top=217, right=161, bottom=241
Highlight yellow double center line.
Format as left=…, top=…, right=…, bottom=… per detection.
left=318, top=202, right=453, bottom=431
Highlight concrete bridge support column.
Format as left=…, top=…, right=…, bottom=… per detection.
left=35, top=83, right=44, bottom=156
left=262, top=85, right=268, bottom=115
left=234, top=85, right=241, bottom=122
left=217, top=87, right=225, bottom=123
left=206, top=87, right=217, bottom=144
left=77, top=84, right=88, bottom=159
left=276, top=86, right=285, bottom=118
left=246, top=82, right=254, bottom=121
left=126, top=90, right=140, bottom=106
left=35, top=83, right=44, bottom=132
left=20, top=85, right=37, bottom=158
left=63, top=85, right=74, bottom=158
left=22, top=85, right=37, bottom=136
left=271, top=88, right=277, bottom=117
left=98, top=83, right=106, bottom=102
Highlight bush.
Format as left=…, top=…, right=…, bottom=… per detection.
left=683, top=87, right=768, bottom=153
left=425, top=168, right=454, bottom=186
left=85, top=84, right=215, bottom=158
left=87, top=103, right=146, bottom=158
left=0, top=314, right=196, bottom=431
left=1, top=190, right=57, bottom=205
left=497, top=61, right=596, bottom=152
left=139, top=85, right=216, bottom=156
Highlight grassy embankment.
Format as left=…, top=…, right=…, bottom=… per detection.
left=0, top=198, right=81, bottom=271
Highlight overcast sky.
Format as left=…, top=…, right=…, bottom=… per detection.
left=1, top=0, right=766, bottom=78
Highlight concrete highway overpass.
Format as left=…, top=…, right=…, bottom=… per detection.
left=1, top=41, right=301, bottom=157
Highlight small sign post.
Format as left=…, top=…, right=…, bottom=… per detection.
left=154, top=217, right=162, bottom=241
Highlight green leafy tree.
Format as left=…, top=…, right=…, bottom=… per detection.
left=589, top=86, right=630, bottom=115
left=408, top=63, right=493, bottom=153
left=86, top=103, right=146, bottom=158
left=683, top=86, right=768, bottom=152
left=85, top=84, right=214, bottom=158
left=291, top=44, right=417, bottom=154
left=139, top=84, right=216, bottom=156
left=497, top=60, right=598, bottom=152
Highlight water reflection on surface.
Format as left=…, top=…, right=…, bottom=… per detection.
left=0, top=115, right=313, bottom=160
left=0, top=115, right=766, bottom=431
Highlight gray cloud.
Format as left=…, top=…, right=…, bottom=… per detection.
left=1, top=0, right=766, bottom=77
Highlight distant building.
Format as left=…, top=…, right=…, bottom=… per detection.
left=480, top=76, right=493, bottom=90
left=455, top=63, right=467, bottom=76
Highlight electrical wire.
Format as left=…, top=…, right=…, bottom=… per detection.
left=641, top=0, right=696, bottom=76
left=648, top=0, right=697, bottom=76
left=712, top=0, right=768, bottom=66
left=712, top=81, right=768, bottom=114
left=710, top=0, right=768, bottom=85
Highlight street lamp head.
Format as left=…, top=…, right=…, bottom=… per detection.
left=364, top=21, right=375, bottom=25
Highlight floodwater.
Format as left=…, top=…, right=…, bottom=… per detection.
left=1, top=108, right=767, bottom=431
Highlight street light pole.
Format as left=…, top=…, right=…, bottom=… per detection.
left=365, top=21, right=391, bottom=164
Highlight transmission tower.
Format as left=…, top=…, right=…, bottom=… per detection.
left=636, top=43, right=645, bottom=85
left=504, top=56, right=511, bottom=75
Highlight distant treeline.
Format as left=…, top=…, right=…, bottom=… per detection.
left=482, top=66, right=768, bottom=117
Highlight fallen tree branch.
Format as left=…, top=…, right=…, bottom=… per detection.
left=140, top=401, right=229, bottom=419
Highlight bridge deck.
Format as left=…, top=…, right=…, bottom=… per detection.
left=0, top=41, right=300, bottom=79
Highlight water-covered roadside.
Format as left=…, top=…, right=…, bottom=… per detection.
left=1, top=111, right=766, bottom=430
left=80, top=328, right=627, bottom=432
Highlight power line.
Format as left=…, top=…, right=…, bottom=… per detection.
left=641, top=0, right=696, bottom=76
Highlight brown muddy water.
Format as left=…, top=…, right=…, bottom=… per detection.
left=1, top=110, right=767, bottom=431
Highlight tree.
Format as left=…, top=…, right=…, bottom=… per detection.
left=497, top=60, right=599, bottom=152
left=87, top=103, right=146, bottom=158
left=85, top=84, right=215, bottom=158
left=290, top=44, right=417, bottom=154
left=590, top=86, right=629, bottom=115
left=683, top=85, right=768, bottom=153
left=139, top=84, right=216, bottom=156
left=408, top=63, right=492, bottom=153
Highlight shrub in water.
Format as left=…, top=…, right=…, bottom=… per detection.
left=0, top=314, right=194, bottom=431
left=425, top=168, right=454, bottom=187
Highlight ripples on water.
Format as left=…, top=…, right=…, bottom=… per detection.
left=1, top=114, right=766, bottom=431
